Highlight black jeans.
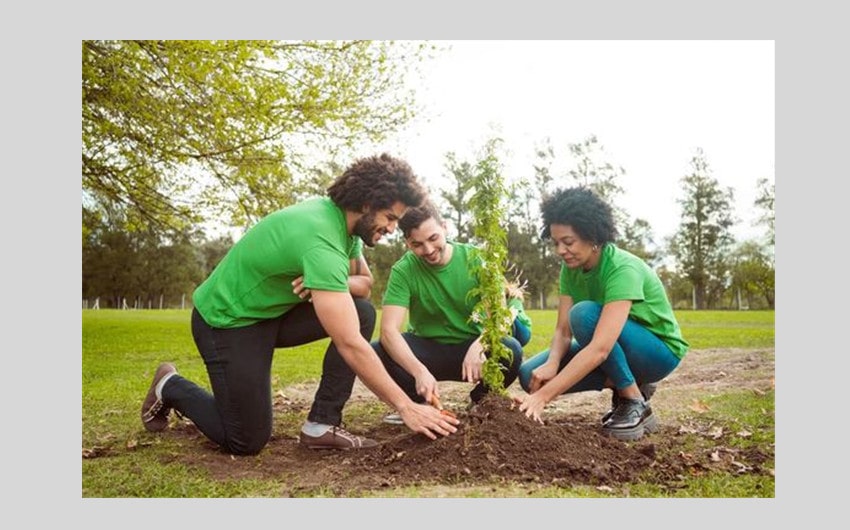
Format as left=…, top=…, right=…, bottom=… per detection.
left=371, top=333, right=523, bottom=404
left=162, top=299, right=376, bottom=455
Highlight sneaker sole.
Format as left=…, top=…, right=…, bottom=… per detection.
left=602, top=411, right=658, bottom=441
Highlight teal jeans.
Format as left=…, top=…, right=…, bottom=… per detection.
left=518, top=301, right=680, bottom=393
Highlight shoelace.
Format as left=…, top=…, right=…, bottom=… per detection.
left=142, top=398, right=166, bottom=423
left=330, top=426, right=365, bottom=448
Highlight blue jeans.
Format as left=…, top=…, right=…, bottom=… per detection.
left=512, top=318, right=531, bottom=347
left=162, top=299, right=376, bottom=455
left=518, top=301, right=679, bottom=394
left=372, top=333, right=524, bottom=403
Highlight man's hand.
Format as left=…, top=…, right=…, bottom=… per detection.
left=398, top=402, right=461, bottom=439
left=414, top=370, right=439, bottom=406
left=462, top=339, right=486, bottom=383
left=291, top=276, right=311, bottom=302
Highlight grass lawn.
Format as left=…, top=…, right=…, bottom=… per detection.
left=82, top=308, right=774, bottom=498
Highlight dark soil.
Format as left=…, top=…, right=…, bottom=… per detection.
left=163, top=347, right=775, bottom=496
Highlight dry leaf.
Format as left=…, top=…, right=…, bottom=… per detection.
left=689, top=400, right=711, bottom=413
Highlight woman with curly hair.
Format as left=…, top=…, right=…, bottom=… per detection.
left=517, top=187, right=688, bottom=441
left=140, top=154, right=459, bottom=455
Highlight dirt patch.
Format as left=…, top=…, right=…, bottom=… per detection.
left=167, top=348, right=774, bottom=496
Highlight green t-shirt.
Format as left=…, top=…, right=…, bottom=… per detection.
left=382, top=242, right=482, bottom=344
left=559, top=244, right=689, bottom=359
left=193, top=197, right=362, bottom=328
left=508, top=297, right=532, bottom=329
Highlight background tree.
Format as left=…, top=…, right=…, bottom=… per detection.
left=504, top=167, right=559, bottom=309
left=362, top=235, right=407, bottom=307
left=198, top=234, right=234, bottom=277
left=670, top=149, right=737, bottom=309
left=754, top=176, right=775, bottom=248
left=536, top=134, right=659, bottom=264
left=656, top=265, right=693, bottom=310
left=729, top=240, right=775, bottom=309
left=438, top=152, right=476, bottom=243
left=82, top=40, right=433, bottom=235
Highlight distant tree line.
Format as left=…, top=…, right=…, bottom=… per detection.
left=363, top=138, right=775, bottom=311
left=82, top=41, right=774, bottom=311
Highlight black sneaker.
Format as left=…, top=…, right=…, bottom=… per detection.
left=602, top=397, right=658, bottom=441
left=601, top=382, right=657, bottom=424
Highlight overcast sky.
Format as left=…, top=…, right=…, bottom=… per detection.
left=373, top=40, right=775, bottom=245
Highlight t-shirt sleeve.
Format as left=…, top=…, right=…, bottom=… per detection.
left=559, top=264, right=570, bottom=295
left=302, top=247, right=350, bottom=292
left=382, top=264, right=412, bottom=307
left=603, top=264, right=645, bottom=303
left=348, top=236, right=363, bottom=260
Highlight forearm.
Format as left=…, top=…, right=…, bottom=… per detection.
left=347, top=275, right=372, bottom=299
left=538, top=345, right=604, bottom=402
left=546, top=330, right=572, bottom=365
left=337, top=337, right=416, bottom=411
left=381, top=329, right=429, bottom=378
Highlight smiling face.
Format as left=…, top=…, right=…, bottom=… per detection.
left=406, top=217, right=451, bottom=266
left=354, top=201, right=407, bottom=247
left=549, top=223, right=600, bottom=271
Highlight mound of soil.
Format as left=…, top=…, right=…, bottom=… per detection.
left=164, top=348, right=774, bottom=496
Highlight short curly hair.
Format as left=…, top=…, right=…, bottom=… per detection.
left=327, top=153, right=426, bottom=212
left=540, top=187, right=617, bottom=244
left=399, top=200, right=442, bottom=238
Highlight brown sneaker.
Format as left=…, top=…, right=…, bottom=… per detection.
left=299, top=426, right=379, bottom=450
left=141, top=362, right=177, bottom=432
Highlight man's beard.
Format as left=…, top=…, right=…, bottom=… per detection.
left=353, top=212, right=381, bottom=247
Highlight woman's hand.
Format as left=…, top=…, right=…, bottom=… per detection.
left=528, top=359, right=560, bottom=393
left=516, top=393, right=548, bottom=425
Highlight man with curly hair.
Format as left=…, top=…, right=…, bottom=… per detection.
left=517, top=186, right=689, bottom=441
left=140, top=154, right=459, bottom=454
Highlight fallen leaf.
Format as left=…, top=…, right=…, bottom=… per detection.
left=689, top=400, right=711, bottom=413
left=708, top=426, right=724, bottom=439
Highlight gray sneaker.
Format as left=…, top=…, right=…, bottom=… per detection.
left=601, top=382, right=657, bottom=424
left=602, top=398, right=658, bottom=441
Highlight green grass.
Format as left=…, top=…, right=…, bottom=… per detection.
left=523, top=309, right=775, bottom=352
left=82, top=309, right=774, bottom=497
